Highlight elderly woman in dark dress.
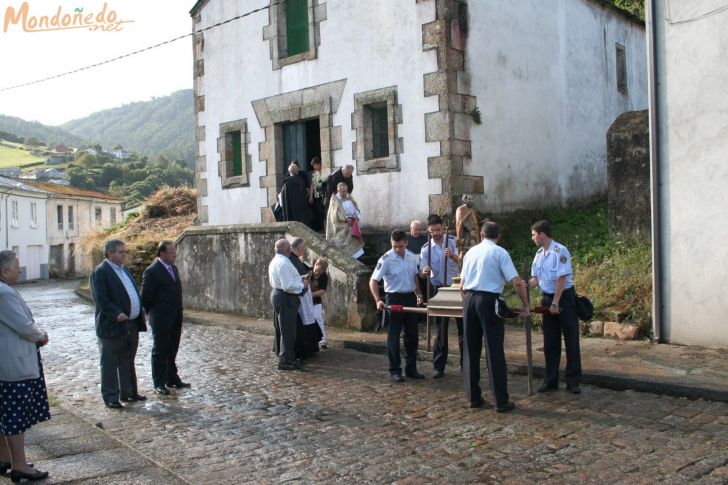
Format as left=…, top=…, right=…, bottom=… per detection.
left=0, top=250, right=50, bottom=482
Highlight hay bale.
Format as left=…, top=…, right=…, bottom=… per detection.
left=142, top=186, right=197, bottom=218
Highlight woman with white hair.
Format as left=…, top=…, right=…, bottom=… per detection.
left=0, top=250, right=50, bottom=482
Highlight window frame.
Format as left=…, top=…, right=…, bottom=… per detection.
left=217, top=119, right=251, bottom=189
left=616, top=43, right=628, bottom=95
left=352, top=86, right=403, bottom=174
left=11, top=200, right=19, bottom=227
left=68, top=205, right=75, bottom=231
left=30, top=202, right=38, bottom=227
left=264, top=0, right=324, bottom=70
left=57, top=205, right=63, bottom=231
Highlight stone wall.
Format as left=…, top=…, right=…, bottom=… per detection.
left=606, top=110, right=650, bottom=238
left=175, top=222, right=376, bottom=331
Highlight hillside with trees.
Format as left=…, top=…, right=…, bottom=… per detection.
left=67, top=152, right=194, bottom=209
left=0, top=116, right=84, bottom=146
left=61, top=89, right=194, bottom=165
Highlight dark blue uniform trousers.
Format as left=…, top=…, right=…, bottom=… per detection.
left=385, top=292, right=419, bottom=376
left=463, top=291, right=509, bottom=407
left=541, top=287, right=582, bottom=388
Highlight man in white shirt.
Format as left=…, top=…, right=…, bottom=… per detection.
left=90, top=239, right=147, bottom=409
left=269, top=239, right=307, bottom=370
left=460, top=222, right=529, bottom=412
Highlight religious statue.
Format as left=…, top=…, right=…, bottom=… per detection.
left=455, top=195, right=481, bottom=268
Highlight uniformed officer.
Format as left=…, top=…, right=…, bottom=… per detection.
left=529, top=220, right=582, bottom=394
left=420, top=214, right=463, bottom=378
left=369, top=229, right=425, bottom=382
left=460, top=222, right=530, bottom=411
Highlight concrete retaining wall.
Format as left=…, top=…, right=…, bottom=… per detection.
left=175, top=222, right=376, bottom=331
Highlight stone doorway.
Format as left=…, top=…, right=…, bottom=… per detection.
left=282, top=118, right=321, bottom=174
left=252, top=79, right=346, bottom=222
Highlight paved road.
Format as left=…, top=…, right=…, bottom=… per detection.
left=20, top=280, right=728, bottom=484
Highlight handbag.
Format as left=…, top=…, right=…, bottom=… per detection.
left=574, top=291, right=594, bottom=321
left=495, top=296, right=519, bottom=319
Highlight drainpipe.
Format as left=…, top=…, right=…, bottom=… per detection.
left=646, top=0, right=663, bottom=343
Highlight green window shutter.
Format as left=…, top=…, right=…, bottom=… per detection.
left=286, top=0, right=309, bottom=56
left=228, top=131, right=243, bottom=176
left=371, top=105, right=389, bottom=159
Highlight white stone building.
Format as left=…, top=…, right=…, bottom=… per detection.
left=26, top=182, right=123, bottom=277
left=648, top=1, right=728, bottom=348
left=0, top=176, right=49, bottom=281
left=189, top=0, right=648, bottom=227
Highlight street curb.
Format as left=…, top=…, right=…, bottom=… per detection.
left=55, top=402, right=191, bottom=484
left=184, top=314, right=728, bottom=403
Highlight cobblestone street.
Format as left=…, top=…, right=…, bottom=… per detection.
left=21, top=281, right=728, bottom=484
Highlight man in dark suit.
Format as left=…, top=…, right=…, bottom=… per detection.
left=141, top=241, right=189, bottom=395
left=90, top=239, right=147, bottom=409
left=324, top=164, right=354, bottom=208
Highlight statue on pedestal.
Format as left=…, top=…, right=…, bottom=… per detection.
left=455, top=195, right=481, bottom=268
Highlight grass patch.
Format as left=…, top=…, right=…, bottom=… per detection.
left=0, top=143, right=46, bottom=167
left=493, top=199, right=652, bottom=336
left=48, top=395, right=61, bottom=407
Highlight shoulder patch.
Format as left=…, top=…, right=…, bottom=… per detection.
left=560, top=255, right=567, bottom=264
left=554, top=246, right=561, bottom=253
left=376, top=262, right=382, bottom=270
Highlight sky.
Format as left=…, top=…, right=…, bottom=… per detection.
left=0, top=0, right=194, bottom=126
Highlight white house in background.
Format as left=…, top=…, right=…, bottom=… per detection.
left=189, top=0, right=648, bottom=227
left=26, top=182, right=123, bottom=277
left=648, top=1, right=728, bottom=348
left=0, top=176, right=49, bottom=281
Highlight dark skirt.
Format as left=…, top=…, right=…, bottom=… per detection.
left=0, top=351, right=51, bottom=436
left=295, top=318, right=323, bottom=359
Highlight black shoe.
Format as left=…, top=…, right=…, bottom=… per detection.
left=390, top=373, right=404, bottom=383
left=432, top=370, right=445, bottom=379
left=10, top=468, right=48, bottom=483
left=278, top=360, right=302, bottom=371
left=567, top=385, right=581, bottom=394
left=537, top=383, right=558, bottom=393
left=154, top=386, right=171, bottom=395
left=405, top=371, right=425, bottom=379
left=469, top=397, right=485, bottom=409
left=0, top=462, right=33, bottom=476
left=105, top=401, right=124, bottom=409
left=496, top=402, right=516, bottom=413
left=168, top=381, right=191, bottom=389
left=124, top=394, right=147, bottom=402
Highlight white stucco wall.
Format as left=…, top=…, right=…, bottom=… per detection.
left=466, top=0, right=648, bottom=212
left=197, top=0, right=440, bottom=227
left=652, top=1, right=728, bottom=348
left=1, top=191, right=49, bottom=280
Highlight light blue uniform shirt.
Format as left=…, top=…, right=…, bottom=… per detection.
left=460, top=239, right=519, bottom=294
left=106, top=260, right=141, bottom=320
left=531, top=240, right=574, bottom=294
left=419, top=237, right=459, bottom=287
left=370, top=249, right=419, bottom=293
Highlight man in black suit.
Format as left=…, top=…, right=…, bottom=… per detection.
left=90, top=239, right=147, bottom=409
left=324, top=164, right=354, bottom=207
left=141, top=241, right=189, bottom=395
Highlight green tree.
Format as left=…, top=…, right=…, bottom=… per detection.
left=24, top=136, right=42, bottom=147
left=611, top=0, right=645, bottom=19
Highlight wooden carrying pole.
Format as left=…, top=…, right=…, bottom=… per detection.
left=524, top=278, right=534, bottom=395
left=440, top=228, right=449, bottom=347
left=426, top=232, right=432, bottom=351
